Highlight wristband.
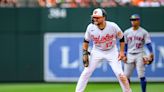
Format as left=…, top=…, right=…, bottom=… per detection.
left=83, top=50, right=89, bottom=55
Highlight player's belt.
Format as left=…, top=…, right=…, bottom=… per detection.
left=129, top=53, right=139, bottom=55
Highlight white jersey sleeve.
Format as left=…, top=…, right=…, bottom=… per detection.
left=84, top=23, right=92, bottom=42
left=143, top=29, right=151, bottom=44
left=111, top=22, right=123, bottom=39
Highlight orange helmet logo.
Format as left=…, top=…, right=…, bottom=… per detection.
left=94, top=11, right=98, bottom=14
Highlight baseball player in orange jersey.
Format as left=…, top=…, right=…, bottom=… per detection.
left=123, top=14, right=154, bottom=92
left=75, top=8, right=132, bottom=92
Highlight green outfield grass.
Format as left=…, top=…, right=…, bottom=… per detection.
left=0, top=82, right=163, bottom=92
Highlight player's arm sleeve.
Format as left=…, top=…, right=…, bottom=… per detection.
left=144, top=31, right=151, bottom=44
left=113, top=23, right=123, bottom=39
left=119, top=36, right=125, bottom=53
left=144, top=31, right=153, bottom=53
left=146, top=43, right=153, bottom=53
left=124, top=43, right=128, bottom=56
left=119, top=36, right=124, bottom=42
left=123, top=31, right=128, bottom=43
left=84, top=24, right=91, bottom=42
left=83, top=24, right=91, bottom=50
left=123, top=31, right=128, bottom=56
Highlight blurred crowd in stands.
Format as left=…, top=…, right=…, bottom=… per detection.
left=0, top=0, right=163, bottom=8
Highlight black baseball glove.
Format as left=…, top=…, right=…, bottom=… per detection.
left=83, top=50, right=90, bottom=67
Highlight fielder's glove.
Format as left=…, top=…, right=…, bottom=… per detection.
left=83, top=50, right=90, bottom=67
left=143, top=54, right=154, bottom=65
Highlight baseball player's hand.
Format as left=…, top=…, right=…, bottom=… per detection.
left=83, top=55, right=89, bottom=67
left=143, top=53, right=154, bottom=65
left=122, top=56, right=127, bottom=63
left=83, top=50, right=90, bottom=67
left=148, top=53, right=154, bottom=65
left=149, top=53, right=154, bottom=61
left=118, top=51, right=125, bottom=61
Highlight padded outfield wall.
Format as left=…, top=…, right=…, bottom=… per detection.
left=0, top=7, right=163, bottom=82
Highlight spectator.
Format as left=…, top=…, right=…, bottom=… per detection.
left=100, top=0, right=117, bottom=7
left=139, top=0, right=160, bottom=7
left=159, top=0, right=164, bottom=6
left=60, top=0, right=78, bottom=8
left=70, top=0, right=78, bottom=8
left=38, top=0, right=46, bottom=7
left=131, top=0, right=144, bottom=6
left=118, top=0, right=131, bottom=6
left=79, top=0, right=90, bottom=8
left=0, top=0, right=17, bottom=7
left=38, top=0, right=57, bottom=7
left=47, top=0, right=57, bottom=7
left=16, top=0, right=38, bottom=7
left=0, top=0, right=163, bottom=8
left=91, top=0, right=100, bottom=7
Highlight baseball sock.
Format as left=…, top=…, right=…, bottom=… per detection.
left=140, top=77, right=147, bottom=92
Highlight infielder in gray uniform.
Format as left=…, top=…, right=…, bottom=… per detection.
left=75, top=8, right=132, bottom=92
left=123, top=14, right=154, bottom=92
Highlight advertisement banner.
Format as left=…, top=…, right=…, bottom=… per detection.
left=44, top=33, right=164, bottom=82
